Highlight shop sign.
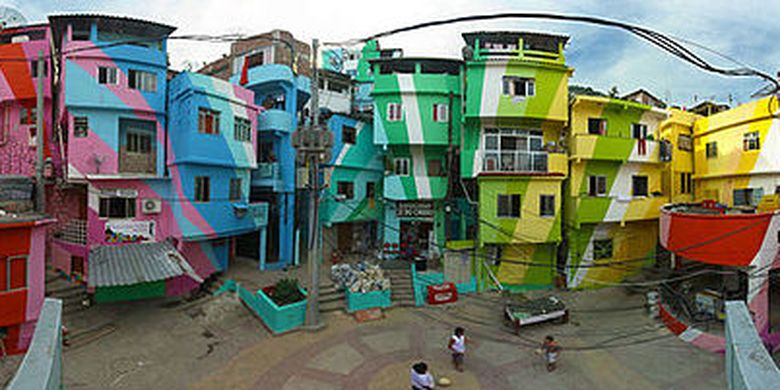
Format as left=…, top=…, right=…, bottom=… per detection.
left=396, top=202, right=434, bottom=218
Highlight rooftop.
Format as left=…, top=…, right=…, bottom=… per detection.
left=462, top=30, right=570, bottom=48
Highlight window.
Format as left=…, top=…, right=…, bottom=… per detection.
left=706, top=142, right=718, bottom=158
left=98, top=197, right=136, bottom=218
left=198, top=108, right=220, bottom=135
left=744, top=131, right=760, bottom=151
left=234, top=117, right=252, bottom=142
left=246, top=51, right=265, bottom=68
left=433, top=104, right=449, bottom=122
left=229, top=178, right=242, bottom=202
left=259, top=141, right=274, bottom=162
left=337, top=182, right=354, bottom=199
left=680, top=172, right=693, bottom=194
left=593, top=239, right=613, bottom=260
left=74, top=116, right=89, bottom=137
left=195, top=177, right=210, bottom=202
left=678, top=134, right=693, bottom=151
left=540, top=195, right=555, bottom=217
left=502, top=76, right=535, bottom=97
left=126, top=132, right=152, bottom=154
left=366, top=182, right=376, bottom=199
left=588, top=118, right=607, bottom=135
left=98, top=67, right=118, bottom=85
left=28, top=126, right=36, bottom=147
left=497, top=194, right=521, bottom=218
left=342, top=125, right=356, bottom=144
left=733, top=188, right=763, bottom=207
left=387, top=103, right=402, bottom=122
left=588, top=176, right=607, bottom=197
left=72, top=22, right=91, bottom=41
left=632, top=176, right=649, bottom=197
left=19, top=107, right=36, bottom=125
left=427, top=159, right=443, bottom=176
left=30, top=60, right=47, bottom=78
left=128, top=70, right=157, bottom=92
left=482, top=128, right=546, bottom=172
left=394, top=158, right=409, bottom=176
left=631, top=123, right=648, bottom=139
left=0, top=256, right=27, bottom=291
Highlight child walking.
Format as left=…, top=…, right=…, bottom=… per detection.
left=447, top=327, right=470, bottom=372
left=541, top=335, right=561, bottom=372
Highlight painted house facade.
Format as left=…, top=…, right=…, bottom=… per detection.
left=371, top=57, right=463, bottom=260
left=46, top=15, right=266, bottom=302
left=565, top=95, right=669, bottom=289
left=461, top=31, right=571, bottom=291
left=0, top=24, right=55, bottom=177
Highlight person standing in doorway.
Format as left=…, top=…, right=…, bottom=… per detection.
left=540, top=335, right=561, bottom=372
left=410, top=362, right=435, bottom=390
left=448, top=327, right=471, bottom=372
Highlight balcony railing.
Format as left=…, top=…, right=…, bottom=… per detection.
left=256, top=163, right=279, bottom=179
left=483, top=151, right=548, bottom=173
left=54, top=219, right=87, bottom=245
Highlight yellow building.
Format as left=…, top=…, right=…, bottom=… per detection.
left=659, top=109, right=699, bottom=204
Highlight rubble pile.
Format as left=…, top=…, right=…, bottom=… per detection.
left=331, top=262, right=391, bottom=293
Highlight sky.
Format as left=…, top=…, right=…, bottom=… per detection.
left=8, top=0, right=780, bottom=107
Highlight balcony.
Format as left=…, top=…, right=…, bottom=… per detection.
left=574, top=196, right=666, bottom=225
left=257, top=109, right=293, bottom=133
left=53, top=219, right=87, bottom=245
left=248, top=202, right=269, bottom=227
left=660, top=203, right=777, bottom=267
left=480, top=151, right=566, bottom=176
left=251, top=162, right=282, bottom=190
left=570, top=135, right=660, bottom=163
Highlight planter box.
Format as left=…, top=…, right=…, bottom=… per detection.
left=345, top=289, right=392, bottom=313
left=255, top=286, right=308, bottom=335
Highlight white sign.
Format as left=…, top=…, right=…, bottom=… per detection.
left=104, top=220, right=155, bottom=243
left=396, top=202, right=434, bottom=218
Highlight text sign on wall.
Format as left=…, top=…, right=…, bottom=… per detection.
left=396, top=202, right=434, bottom=218
left=105, top=220, right=155, bottom=244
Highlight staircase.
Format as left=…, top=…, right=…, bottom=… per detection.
left=385, top=269, right=416, bottom=307
left=45, top=269, right=88, bottom=316
left=318, top=284, right=346, bottom=313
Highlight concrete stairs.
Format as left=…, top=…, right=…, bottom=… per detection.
left=45, top=269, right=88, bottom=316
left=385, top=269, right=416, bottom=307
left=318, top=284, right=346, bottom=313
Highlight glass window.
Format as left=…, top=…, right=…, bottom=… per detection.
left=433, top=104, right=449, bottom=122
left=126, top=132, right=152, bottom=154
left=631, top=123, right=648, bottom=139
left=198, top=108, right=220, bottom=134
left=588, top=118, right=607, bottom=135
left=387, top=103, right=402, bottom=122
left=482, top=128, right=546, bottom=172
left=743, top=132, right=760, bottom=151
left=678, top=134, right=693, bottom=151
left=497, top=194, right=521, bottom=218
left=234, top=117, right=252, bottom=142
left=229, top=178, right=242, bottom=202
left=393, top=158, right=409, bottom=176
left=74, top=116, right=89, bottom=137
left=98, top=67, right=118, bottom=85
left=342, top=125, right=357, bottom=144
left=337, top=182, right=354, bottom=199
left=501, top=76, right=535, bottom=97
left=98, top=197, right=136, bottom=218
left=593, top=239, right=613, bottom=260
left=632, top=176, right=649, bottom=197
left=706, top=142, right=717, bottom=158
left=246, top=51, right=265, bottom=68
left=540, top=195, right=555, bottom=217
left=195, top=176, right=210, bottom=202
left=128, top=70, right=157, bottom=92
left=589, top=176, right=607, bottom=196
left=733, top=188, right=763, bottom=207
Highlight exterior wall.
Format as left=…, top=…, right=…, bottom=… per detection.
left=693, top=97, right=780, bottom=206
left=0, top=25, right=55, bottom=177
left=565, top=96, right=669, bottom=288
left=0, top=219, right=53, bottom=354
left=659, top=109, right=698, bottom=203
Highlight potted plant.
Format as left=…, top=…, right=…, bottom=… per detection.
left=257, top=278, right=308, bottom=334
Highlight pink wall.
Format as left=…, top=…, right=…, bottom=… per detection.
left=25, top=222, right=48, bottom=320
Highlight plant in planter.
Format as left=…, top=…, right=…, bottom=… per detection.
left=267, top=278, right=306, bottom=306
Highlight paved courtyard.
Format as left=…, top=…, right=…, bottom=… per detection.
left=44, top=276, right=725, bottom=390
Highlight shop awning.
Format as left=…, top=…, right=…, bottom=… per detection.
left=88, top=242, right=203, bottom=287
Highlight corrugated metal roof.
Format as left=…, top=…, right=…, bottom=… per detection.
left=88, top=242, right=197, bottom=287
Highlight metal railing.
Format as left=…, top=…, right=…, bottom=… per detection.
left=55, top=219, right=87, bottom=245
left=483, top=151, right=548, bottom=173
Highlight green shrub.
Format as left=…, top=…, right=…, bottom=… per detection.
left=270, top=278, right=305, bottom=306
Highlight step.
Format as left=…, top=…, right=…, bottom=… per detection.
left=47, top=288, right=86, bottom=300
left=319, top=301, right=346, bottom=313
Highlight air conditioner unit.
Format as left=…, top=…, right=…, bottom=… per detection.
left=142, top=198, right=162, bottom=214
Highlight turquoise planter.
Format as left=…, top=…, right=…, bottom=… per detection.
left=345, top=289, right=392, bottom=313
left=256, top=286, right=308, bottom=335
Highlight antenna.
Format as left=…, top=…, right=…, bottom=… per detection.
left=0, top=6, right=26, bottom=30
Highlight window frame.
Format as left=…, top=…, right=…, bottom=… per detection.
left=501, top=76, right=535, bottom=97
left=234, top=116, right=252, bottom=143
left=743, top=131, right=760, bottom=151
left=194, top=176, right=211, bottom=203
left=497, top=194, right=522, bottom=218
left=706, top=142, right=718, bottom=158
left=393, top=158, right=410, bottom=176
left=342, top=125, right=357, bottom=144
left=128, top=69, right=157, bottom=92
left=678, top=134, right=693, bottom=151
left=126, top=131, right=152, bottom=154
left=482, top=128, right=546, bottom=173
left=97, top=66, right=119, bottom=85
left=229, top=178, right=243, bottom=202
left=73, top=116, right=89, bottom=138
left=593, top=239, right=614, bottom=260
left=0, top=255, right=28, bottom=292
left=632, top=175, right=649, bottom=197
left=387, top=103, right=402, bottom=122
left=588, top=118, right=607, bottom=135
left=336, top=181, right=354, bottom=200
left=631, top=123, right=648, bottom=139
left=433, top=103, right=449, bottom=123
left=198, top=108, right=221, bottom=135
left=588, top=175, right=608, bottom=197
left=98, top=197, right=136, bottom=219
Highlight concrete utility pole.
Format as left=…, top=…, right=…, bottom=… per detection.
left=294, top=38, right=330, bottom=331
left=34, top=51, right=45, bottom=213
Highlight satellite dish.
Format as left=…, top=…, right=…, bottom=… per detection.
left=0, top=6, right=26, bottom=29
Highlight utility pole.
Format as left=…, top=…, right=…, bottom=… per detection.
left=34, top=51, right=45, bottom=213
left=294, top=38, right=330, bottom=330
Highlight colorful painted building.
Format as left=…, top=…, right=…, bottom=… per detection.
left=321, top=114, right=383, bottom=258
left=229, top=51, right=311, bottom=270
left=565, top=95, right=670, bottom=289
left=659, top=108, right=698, bottom=204
left=46, top=15, right=266, bottom=303
left=0, top=24, right=55, bottom=177
left=371, top=57, right=463, bottom=260
left=460, top=31, right=571, bottom=290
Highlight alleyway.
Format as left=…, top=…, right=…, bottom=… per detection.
left=55, top=282, right=724, bottom=389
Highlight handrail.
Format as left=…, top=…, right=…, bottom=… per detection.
left=481, top=258, right=503, bottom=292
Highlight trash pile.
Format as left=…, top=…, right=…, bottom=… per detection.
left=331, top=262, right=391, bottom=293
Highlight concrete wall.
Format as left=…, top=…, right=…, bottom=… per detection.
left=725, top=301, right=780, bottom=390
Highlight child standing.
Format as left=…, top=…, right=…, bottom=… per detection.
left=541, top=335, right=561, bottom=372
left=448, top=327, right=468, bottom=372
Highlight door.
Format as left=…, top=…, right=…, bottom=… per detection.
left=337, top=223, right=352, bottom=253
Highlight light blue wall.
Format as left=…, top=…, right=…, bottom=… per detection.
left=725, top=301, right=780, bottom=390
left=8, top=299, right=63, bottom=390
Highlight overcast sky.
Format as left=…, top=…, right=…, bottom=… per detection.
left=10, top=0, right=780, bottom=107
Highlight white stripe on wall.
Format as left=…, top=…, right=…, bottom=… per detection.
left=397, top=74, right=424, bottom=144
